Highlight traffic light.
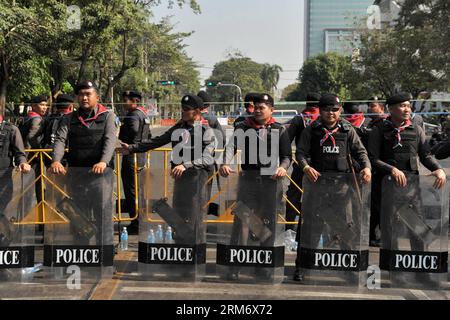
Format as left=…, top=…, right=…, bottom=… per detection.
left=156, top=80, right=179, bottom=86
left=205, top=80, right=221, bottom=87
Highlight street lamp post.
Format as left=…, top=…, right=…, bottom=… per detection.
left=217, top=83, right=242, bottom=112
left=109, top=76, right=114, bottom=112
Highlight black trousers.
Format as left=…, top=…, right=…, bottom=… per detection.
left=172, top=168, right=209, bottom=245
left=230, top=170, right=282, bottom=248
left=380, top=176, right=425, bottom=251
left=65, top=168, right=114, bottom=246
left=295, top=176, right=359, bottom=268
left=369, top=173, right=382, bottom=242
left=121, top=154, right=145, bottom=221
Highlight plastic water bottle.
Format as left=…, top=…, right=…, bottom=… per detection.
left=147, top=229, right=156, bottom=244
left=120, top=227, right=128, bottom=251
left=22, top=263, right=43, bottom=275
left=164, top=226, right=174, bottom=244
left=155, top=224, right=164, bottom=243
left=318, top=234, right=324, bottom=249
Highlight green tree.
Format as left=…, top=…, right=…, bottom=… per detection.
left=281, top=83, right=299, bottom=101
left=261, top=63, right=282, bottom=95
left=355, top=0, right=449, bottom=98
left=287, top=53, right=355, bottom=101
left=205, top=52, right=265, bottom=110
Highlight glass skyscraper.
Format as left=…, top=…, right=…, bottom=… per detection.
left=304, top=0, right=374, bottom=59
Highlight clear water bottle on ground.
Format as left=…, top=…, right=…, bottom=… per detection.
left=147, top=229, right=156, bottom=244
left=155, top=224, right=164, bottom=243
left=164, top=226, right=174, bottom=244
left=120, top=227, right=128, bottom=251
left=318, top=234, right=324, bottom=249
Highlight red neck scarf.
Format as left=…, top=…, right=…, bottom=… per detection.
left=385, top=117, right=412, bottom=149
left=28, top=111, right=41, bottom=118
left=136, top=106, right=148, bottom=115
left=244, top=116, right=276, bottom=129
left=320, top=125, right=340, bottom=147
left=0, top=115, right=3, bottom=123
left=302, top=107, right=320, bottom=125
left=345, top=113, right=365, bottom=128
left=77, top=104, right=108, bottom=127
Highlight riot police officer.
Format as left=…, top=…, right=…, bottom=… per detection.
left=220, top=93, right=292, bottom=280
left=0, top=114, right=32, bottom=214
left=368, top=93, right=445, bottom=254
left=364, top=96, right=386, bottom=246
left=293, top=93, right=371, bottom=281
left=118, top=90, right=151, bottom=234
left=42, top=94, right=74, bottom=166
left=50, top=81, right=118, bottom=246
left=283, top=93, right=321, bottom=231
left=343, top=101, right=366, bottom=141
left=233, top=92, right=258, bottom=127
left=122, top=94, right=216, bottom=245
left=0, top=115, right=31, bottom=280
left=20, top=95, right=48, bottom=204
left=42, top=94, right=74, bottom=149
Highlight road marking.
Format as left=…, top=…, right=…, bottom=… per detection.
left=120, top=286, right=405, bottom=300
left=410, top=290, right=430, bottom=300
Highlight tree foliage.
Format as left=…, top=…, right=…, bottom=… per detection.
left=0, top=0, right=200, bottom=115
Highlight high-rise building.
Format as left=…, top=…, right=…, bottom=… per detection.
left=304, top=0, right=374, bottom=59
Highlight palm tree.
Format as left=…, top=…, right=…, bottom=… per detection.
left=261, top=64, right=283, bottom=94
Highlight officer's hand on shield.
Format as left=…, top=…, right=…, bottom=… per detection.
left=91, top=162, right=107, bottom=174
left=391, top=167, right=407, bottom=187
left=171, top=164, right=186, bottom=179
left=431, top=169, right=446, bottom=189
left=271, top=166, right=287, bottom=180
left=303, top=165, right=321, bottom=183
left=18, top=163, right=31, bottom=173
left=50, top=161, right=66, bottom=175
left=219, top=165, right=235, bottom=177
left=359, top=167, right=372, bottom=184
left=170, top=164, right=186, bottom=179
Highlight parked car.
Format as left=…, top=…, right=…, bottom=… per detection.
left=272, top=109, right=298, bottom=124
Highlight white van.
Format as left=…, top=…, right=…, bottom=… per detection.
left=272, top=110, right=298, bottom=124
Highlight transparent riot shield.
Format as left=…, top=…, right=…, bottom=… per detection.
left=298, top=172, right=370, bottom=287
left=138, top=164, right=209, bottom=281
left=43, top=167, right=115, bottom=282
left=216, top=170, right=286, bottom=284
left=0, top=169, right=36, bottom=282
left=379, top=174, right=449, bottom=289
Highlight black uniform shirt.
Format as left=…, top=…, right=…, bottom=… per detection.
left=224, top=117, right=292, bottom=171
left=52, top=105, right=118, bottom=164
left=296, top=119, right=371, bottom=172
left=129, top=120, right=216, bottom=170
left=0, top=121, right=27, bottom=166
left=119, top=107, right=149, bottom=144
left=368, top=120, right=441, bottom=174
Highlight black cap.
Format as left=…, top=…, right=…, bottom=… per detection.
left=31, top=95, right=48, bottom=104
left=197, top=91, right=211, bottom=107
left=306, top=92, right=321, bottom=108
left=253, top=93, right=274, bottom=107
left=55, top=94, right=74, bottom=108
left=122, top=90, right=142, bottom=100
left=319, top=94, right=341, bottom=108
left=74, top=80, right=98, bottom=95
left=181, top=94, right=204, bottom=109
left=386, top=92, right=411, bottom=107
left=244, top=92, right=259, bottom=108
left=342, top=101, right=360, bottom=114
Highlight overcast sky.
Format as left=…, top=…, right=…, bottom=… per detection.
left=152, top=0, right=305, bottom=91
